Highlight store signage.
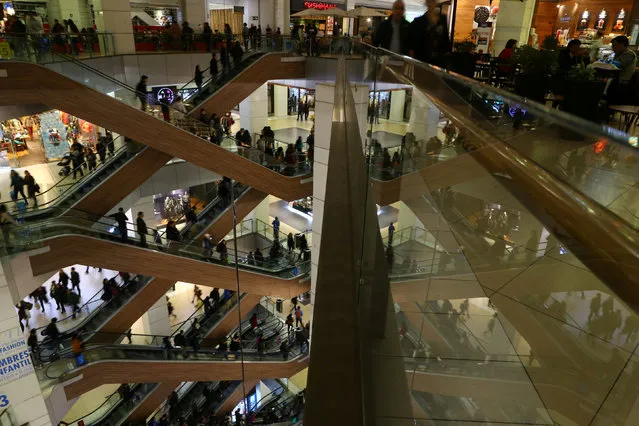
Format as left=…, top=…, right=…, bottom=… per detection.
left=251, top=16, right=259, bottom=21
left=304, top=1, right=337, bottom=10
left=0, top=328, right=34, bottom=385
left=0, top=394, right=8, bottom=408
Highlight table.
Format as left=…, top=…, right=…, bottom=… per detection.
left=609, top=105, right=639, bottom=133
left=544, top=93, right=564, bottom=109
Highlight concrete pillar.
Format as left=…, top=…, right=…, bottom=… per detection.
left=0, top=267, right=49, bottom=426
left=49, top=0, right=91, bottom=29
left=389, top=90, right=406, bottom=122
left=181, top=0, right=208, bottom=27
left=239, top=83, right=269, bottom=138
left=273, top=85, right=288, bottom=118
left=92, top=0, right=135, bottom=55
left=274, top=0, right=290, bottom=35
left=342, top=0, right=355, bottom=35
left=493, top=0, right=537, bottom=55
left=407, top=89, right=439, bottom=144
left=310, top=82, right=336, bottom=303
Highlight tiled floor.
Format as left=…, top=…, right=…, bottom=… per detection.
left=20, top=264, right=118, bottom=338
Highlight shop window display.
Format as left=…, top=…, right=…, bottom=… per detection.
left=0, top=114, right=44, bottom=167
left=290, top=196, right=313, bottom=217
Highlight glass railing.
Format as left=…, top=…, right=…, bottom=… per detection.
left=6, top=207, right=310, bottom=278
left=43, top=338, right=306, bottom=381
left=0, top=33, right=301, bottom=63
left=332, top=42, right=639, bottom=425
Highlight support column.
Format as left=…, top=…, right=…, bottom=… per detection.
left=407, top=89, right=440, bottom=145
left=273, top=85, right=289, bottom=118
left=180, top=0, right=208, bottom=27
left=342, top=0, right=355, bottom=35
left=274, top=0, right=290, bottom=35
left=493, top=0, right=537, bottom=55
left=239, top=83, right=269, bottom=138
left=92, top=0, right=135, bottom=55
left=310, top=82, right=336, bottom=304
left=389, top=90, right=406, bottom=122
left=0, top=268, right=49, bottom=426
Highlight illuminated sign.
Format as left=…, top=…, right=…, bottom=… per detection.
left=304, top=1, right=337, bottom=10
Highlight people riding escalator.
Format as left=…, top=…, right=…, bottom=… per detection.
left=372, top=0, right=410, bottom=55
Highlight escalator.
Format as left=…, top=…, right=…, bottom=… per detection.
left=0, top=56, right=312, bottom=201
left=62, top=383, right=161, bottom=426
left=0, top=136, right=170, bottom=220
left=18, top=210, right=309, bottom=297
left=30, top=183, right=266, bottom=350
left=42, top=342, right=308, bottom=399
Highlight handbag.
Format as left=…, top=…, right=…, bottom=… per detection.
left=76, top=354, right=86, bottom=366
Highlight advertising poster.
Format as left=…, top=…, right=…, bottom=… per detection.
left=0, top=327, right=34, bottom=386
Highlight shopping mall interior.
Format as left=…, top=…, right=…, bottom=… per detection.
left=1, top=0, right=639, bottom=425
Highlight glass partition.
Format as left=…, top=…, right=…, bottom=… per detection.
left=349, top=42, right=639, bottom=425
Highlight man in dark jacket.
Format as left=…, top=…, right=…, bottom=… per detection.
left=136, top=75, right=148, bottom=111
left=137, top=211, right=148, bottom=247
left=373, top=0, right=410, bottom=55
left=110, top=207, right=129, bottom=242
left=409, top=0, right=452, bottom=66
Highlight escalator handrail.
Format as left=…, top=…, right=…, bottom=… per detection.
left=13, top=210, right=309, bottom=277
left=43, top=341, right=308, bottom=381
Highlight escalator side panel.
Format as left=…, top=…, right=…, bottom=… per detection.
left=73, top=148, right=172, bottom=217
left=213, top=380, right=260, bottom=416
left=190, top=55, right=306, bottom=118
left=370, top=151, right=487, bottom=206
left=29, top=235, right=309, bottom=297
left=205, top=294, right=263, bottom=341
left=0, top=61, right=310, bottom=201
left=127, top=381, right=181, bottom=423
left=98, top=278, right=177, bottom=336
left=63, top=357, right=309, bottom=399
left=205, top=188, right=267, bottom=241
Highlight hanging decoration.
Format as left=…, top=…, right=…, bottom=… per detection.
left=614, top=9, right=627, bottom=32
left=596, top=9, right=608, bottom=30
left=577, top=9, right=591, bottom=31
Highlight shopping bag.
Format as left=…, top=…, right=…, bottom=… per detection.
left=76, top=354, right=86, bottom=366
left=9, top=190, right=16, bottom=201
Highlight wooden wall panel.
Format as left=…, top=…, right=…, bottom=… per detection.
left=63, top=357, right=309, bottom=399
left=192, top=56, right=306, bottom=117
left=205, top=188, right=268, bottom=242
left=98, top=278, right=176, bottom=335
left=0, top=60, right=311, bottom=201
left=453, top=0, right=499, bottom=43
left=552, top=0, right=634, bottom=38
left=29, top=236, right=310, bottom=298
left=531, top=1, right=560, bottom=45
left=73, top=148, right=172, bottom=217
left=205, top=294, right=263, bottom=341
left=214, top=380, right=259, bottom=416
left=127, top=381, right=180, bottom=423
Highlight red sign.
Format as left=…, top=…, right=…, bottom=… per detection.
left=304, top=1, right=337, bottom=10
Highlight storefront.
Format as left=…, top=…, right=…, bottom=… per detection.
left=531, top=1, right=636, bottom=49
left=290, top=0, right=346, bottom=35
left=0, top=110, right=98, bottom=168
